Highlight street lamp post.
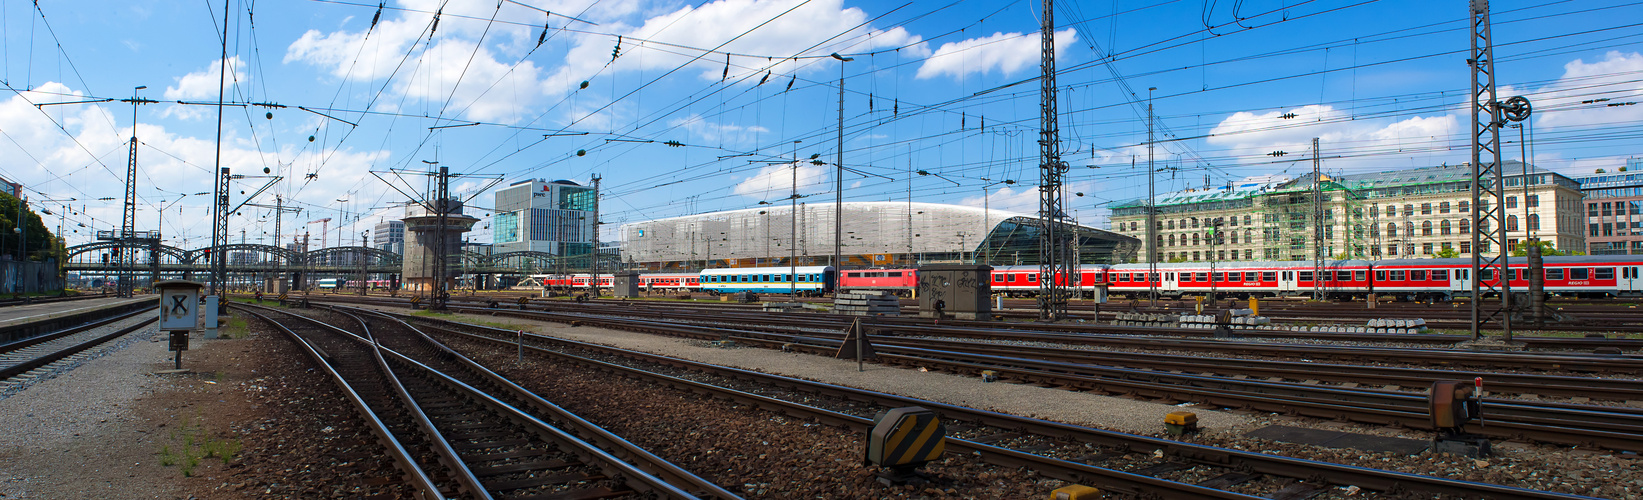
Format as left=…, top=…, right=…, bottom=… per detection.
left=1147, top=87, right=1159, bottom=306
left=979, top=178, right=1017, bottom=265
left=791, top=140, right=801, bottom=297
left=831, top=52, right=852, bottom=276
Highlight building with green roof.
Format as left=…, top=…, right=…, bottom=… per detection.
left=1109, top=161, right=1584, bottom=263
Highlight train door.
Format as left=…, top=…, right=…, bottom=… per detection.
left=1455, top=267, right=1472, bottom=296
left=1622, top=266, right=1642, bottom=294
left=1277, top=271, right=1297, bottom=293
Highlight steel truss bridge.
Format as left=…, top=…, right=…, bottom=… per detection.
left=63, top=241, right=619, bottom=286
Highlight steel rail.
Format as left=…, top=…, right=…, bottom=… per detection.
left=0, top=306, right=152, bottom=354
left=858, top=334, right=1643, bottom=400
left=232, top=306, right=446, bottom=500
left=301, top=304, right=710, bottom=500
left=439, top=302, right=1643, bottom=374
left=286, top=293, right=1643, bottom=349
left=0, top=312, right=156, bottom=380
left=432, top=306, right=1643, bottom=452
left=336, top=308, right=493, bottom=499
left=390, top=310, right=1599, bottom=500
left=333, top=306, right=741, bottom=500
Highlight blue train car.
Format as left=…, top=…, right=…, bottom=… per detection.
left=699, top=266, right=835, bottom=296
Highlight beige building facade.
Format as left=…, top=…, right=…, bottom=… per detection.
left=1108, top=162, right=1584, bottom=263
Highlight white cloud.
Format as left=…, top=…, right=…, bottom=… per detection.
left=669, top=114, right=768, bottom=144
left=957, top=180, right=1103, bottom=217
left=1206, top=104, right=1459, bottom=171
left=1531, top=51, right=1643, bottom=131
left=549, top=0, right=927, bottom=88
left=0, top=81, right=390, bottom=247
left=392, top=38, right=545, bottom=123
left=162, top=56, right=249, bottom=120
left=731, top=161, right=829, bottom=199
left=916, top=29, right=1075, bottom=80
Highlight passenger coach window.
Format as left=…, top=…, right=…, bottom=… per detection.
left=993, top=274, right=1003, bottom=283
left=1571, top=268, right=1590, bottom=280
left=1411, top=270, right=1427, bottom=281
left=1389, top=271, right=1406, bottom=281
left=1195, top=272, right=1208, bottom=282
left=1547, top=269, right=1564, bottom=280
left=1118, top=273, right=1130, bottom=282
left=1597, top=268, right=1615, bottom=280
left=1336, top=270, right=1352, bottom=281
left=1354, top=271, right=1366, bottom=281
left=1432, top=270, right=1449, bottom=281
left=889, top=272, right=903, bottom=277
left=1375, top=271, right=1386, bottom=281
left=1028, top=274, right=1038, bottom=283
left=1298, top=271, right=1314, bottom=282
left=1262, top=272, right=1276, bottom=282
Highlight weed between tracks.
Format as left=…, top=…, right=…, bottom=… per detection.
left=156, top=419, right=242, bottom=477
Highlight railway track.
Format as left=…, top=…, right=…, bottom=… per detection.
left=390, top=297, right=1643, bottom=374
left=235, top=303, right=736, bottom=499
left=360, top=305, right=1602, bottom=500
left=386, top=302, right=1643, bottom=454
left=281, top=293, right=1643, bottom=351
left=0, top=307, right=157, bottom=382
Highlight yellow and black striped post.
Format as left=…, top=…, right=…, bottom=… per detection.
left=866, top=406, right=945, bottom=483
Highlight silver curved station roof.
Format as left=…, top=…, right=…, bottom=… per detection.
left=619, top=201, right=1137, bottom=267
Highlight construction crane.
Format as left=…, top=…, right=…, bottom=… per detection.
left=308, top=218, right=332, bottom=248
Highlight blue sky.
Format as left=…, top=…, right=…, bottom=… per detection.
left=2, top=0, right=1640, bottom=251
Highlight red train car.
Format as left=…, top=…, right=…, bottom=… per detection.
left=837, top=269, right=919, bottom=296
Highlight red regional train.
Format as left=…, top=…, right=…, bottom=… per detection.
left=519, top=255, right=1643, bottom=300
left=837, top=255, right=1643, bottom=300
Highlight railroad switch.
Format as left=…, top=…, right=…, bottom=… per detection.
left=1429, top=380, right=1490, bottom=457
left=1048, top=485, right=1101, bottom=500
left=980, top=370, right=998, bottom=382
left=865, top=407, right=946, bottom=486
left=1164, top=411, right=1199, bottom=436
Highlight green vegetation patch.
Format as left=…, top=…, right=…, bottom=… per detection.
left=156, top=419, right=241, bottom=477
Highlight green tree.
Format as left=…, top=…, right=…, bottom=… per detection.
left=1510, top=240, right=1565, bottom=257
left=1435, top=247, right=1460, bottom=258
left=0, top=193, right=57, bottom=261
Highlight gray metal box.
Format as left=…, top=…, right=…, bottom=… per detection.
left=916, top=264, right=992, bottom=320
left=612, top=271, right=640, bottom=298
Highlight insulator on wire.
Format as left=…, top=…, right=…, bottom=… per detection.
left=758, top=72, right=769, bottom=86
left=429, top=8, right=441, bottom=39
left=722, top=54, right=729, bottom=81
left=611, top=36, right=621, bottom=61
left=785, top=75, right=795, bottom=92
left=370, top=3, right=382, bottom=30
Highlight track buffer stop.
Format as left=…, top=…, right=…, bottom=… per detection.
left=865, top=406, right=945, bottom=485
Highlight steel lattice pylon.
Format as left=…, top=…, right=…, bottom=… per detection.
left=1469, top=0, right=1510, bottom=341
left=1036, top=0, right=1071, bottom=321
left=119, top=135, right=139, bottom=298
left=212, top=167, right=230, bottom=295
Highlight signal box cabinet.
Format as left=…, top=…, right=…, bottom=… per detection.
left=916, top=264, right=992, bottom=320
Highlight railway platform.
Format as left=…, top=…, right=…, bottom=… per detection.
left=0, top=296, right=149, bottom=327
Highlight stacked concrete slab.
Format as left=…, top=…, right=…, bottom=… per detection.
left=1113, top=312, right=1179, bottom=328
left=834, top=292, right=901, bottom=316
